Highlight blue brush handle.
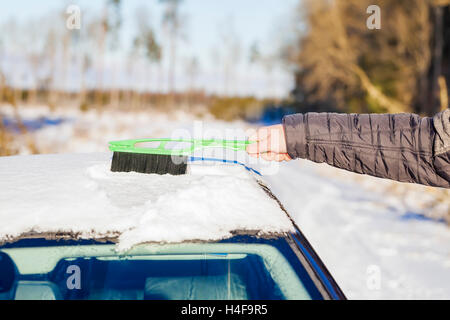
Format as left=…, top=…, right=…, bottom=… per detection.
left=188, top=157, right=261, bottom=176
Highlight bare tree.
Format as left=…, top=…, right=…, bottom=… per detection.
left=90, top=0, right=122, bottom=108
left=79, top=54, right=92, bottom=110
left=134, top=7, right=162, bottom=96
left=185, top=56, right=199, bottom=92
left=41, top=27, right=58, bottom=109
left=161, top=0, right=186, bottom=94
left=217, top=17, right=242, bottom=96
left=127, top=45, right=141, bottom=109
left=209, top=46, right=222, bottom=94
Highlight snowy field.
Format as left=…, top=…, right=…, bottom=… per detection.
left=1, top=104, right=449, bottom=299
left=264, top=162, right=450, bottom=299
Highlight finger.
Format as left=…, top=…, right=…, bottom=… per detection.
left=274, top=153, right=287, bottom=162
left=261, top=152, right=277, bottom=161
left=246, top=141, right=258, bottom=154
left=246, top=140, right=271, bottom=155
left=248, top=126, right=271, bottom=142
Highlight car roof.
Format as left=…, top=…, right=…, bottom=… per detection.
left=0, top=153, right=295, bottom=249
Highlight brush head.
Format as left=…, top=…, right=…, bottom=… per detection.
left=111, top=152, right=187, bottom=175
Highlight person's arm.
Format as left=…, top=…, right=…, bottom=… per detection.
left=248, top=109, right=449, bottom=188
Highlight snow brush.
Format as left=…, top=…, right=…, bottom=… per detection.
left=109, top=138, right=253, bottom=175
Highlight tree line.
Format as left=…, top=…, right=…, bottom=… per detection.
left=284, top=0, right=450, bottom=116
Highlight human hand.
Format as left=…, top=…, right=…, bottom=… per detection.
left=246, top=124, right=291, bottom=162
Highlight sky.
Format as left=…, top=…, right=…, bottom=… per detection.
left=0, top=0, right=300, bottom=98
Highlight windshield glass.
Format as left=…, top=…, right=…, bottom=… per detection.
left=0, top=236, right=322, bottom=300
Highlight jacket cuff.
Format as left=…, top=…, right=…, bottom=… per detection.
left=282, top=114, right=307, bottom=160
left=433, top=108, right=450, bottom=155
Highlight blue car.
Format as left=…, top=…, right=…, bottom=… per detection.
left=0, top=153, right=345, bottom=300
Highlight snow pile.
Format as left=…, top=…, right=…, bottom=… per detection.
left=0, top=153, right=294, bottom=250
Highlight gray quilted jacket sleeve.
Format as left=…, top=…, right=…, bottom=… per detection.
left=282, top=109, right=450, bottom=188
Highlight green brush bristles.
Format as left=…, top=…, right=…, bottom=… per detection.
left=111, top=152, right=187, bottom=175
left=108, top=138, right=253, bottom=176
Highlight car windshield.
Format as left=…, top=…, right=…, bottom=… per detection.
left=0, top=236, right=322, bottom=300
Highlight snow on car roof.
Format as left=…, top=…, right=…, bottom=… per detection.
left=0, top=153, right=294, bottom=250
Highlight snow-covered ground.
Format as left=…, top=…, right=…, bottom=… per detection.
left=0, top=104, right=250, bottom=154
left=1, top=104, right=449, bottom=299
left=264, top=161, right=450, bottom=299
